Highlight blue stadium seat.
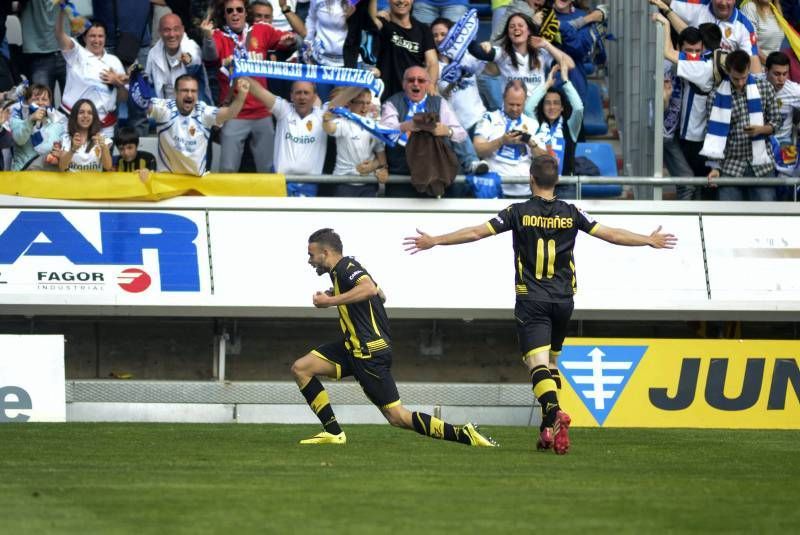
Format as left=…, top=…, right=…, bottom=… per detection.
left=582, top=82, right=608, bottom=137
left=575, top=142, right=622, bottom=198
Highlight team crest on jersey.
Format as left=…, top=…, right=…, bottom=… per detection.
left=189, top=125, right=196, bottom=137
left=306, top=120, right=313, bottom=132
left=559, top=345, right=648, bottom=425
left=93, top=144, right=101, bottom=157
left=250, top=37, right=258, bottom=50
left=725, top=27, right=732, bottom=38
left=777, top=98, right=783, bottom=108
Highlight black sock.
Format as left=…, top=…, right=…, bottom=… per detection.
left=300, top=377, right=342, bottom=435
left=411, top=411, right=471, bottom=445
left=531, top=365, right=559, bottom=427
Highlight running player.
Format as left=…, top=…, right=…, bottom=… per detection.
left=403, top=155, right=677, bottom=454
left=291, top=228, right=497, bottom=447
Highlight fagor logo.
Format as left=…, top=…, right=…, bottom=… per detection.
left=117, top=268, right=152, bottom=293
left=0, top=211, right=200, bottom=292
left=559, top=345, right=648, bottom=425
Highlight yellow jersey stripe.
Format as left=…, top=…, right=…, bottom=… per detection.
left=486, top=221, right=497, bottom=235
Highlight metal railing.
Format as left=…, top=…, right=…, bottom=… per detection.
left=285, top=174, right=800, bottom=201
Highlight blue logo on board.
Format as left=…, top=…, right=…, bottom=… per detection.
left=559, top=345, right=648, bottom=425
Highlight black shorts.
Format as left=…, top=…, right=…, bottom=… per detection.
left=514, top=300, right=574, bottom=358
left=311, top=341, right=401, bottom=409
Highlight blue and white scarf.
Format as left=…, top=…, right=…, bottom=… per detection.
left=129, top=66, right=157, bottom=110
left=330, top=107, right=401, bottom=147
left=397, top=96, right=427, bottom=147
left=533, top=117, right=565, bottom=174
left=439, top=9, right=479, bottom=85
left=701, top=74, right=771, bottom=166
left=232, top=58, right=385, bottom=98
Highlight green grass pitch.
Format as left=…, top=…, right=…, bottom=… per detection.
left=1, top=424, right=798, bottom=534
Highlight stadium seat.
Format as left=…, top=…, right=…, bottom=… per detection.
left=582, top=82, right=608, bottom=137
left=575, top=142, right=622, bottom=198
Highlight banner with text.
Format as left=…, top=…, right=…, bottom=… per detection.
left=558, top=339, right=800, bottom=429
left=0, top=335, right=65, bottom=422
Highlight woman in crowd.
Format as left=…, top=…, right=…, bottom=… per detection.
left=481, top=13, right=574, bottom=101
left=524, top=63, right=583, bottom=198
left=54, top=10, right=127, bottom=138
left=58, top=99, right=113, bottom=173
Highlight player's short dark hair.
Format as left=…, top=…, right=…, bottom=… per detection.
left=309, top=228, right=343, bottom=253
left=114, top=126, right=140, bottom=148
left=678, top=27, right=702, bottom=49
left=725, top=49, right=750, bottom=74
left=530, top=155, right=559, bottom=189
left=766, top=51, right=791, bottom=71
left=175, top=74, right=199, bottom=91
left=698, top=23, right=722, bottom=52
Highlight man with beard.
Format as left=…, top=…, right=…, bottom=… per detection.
left=147, top=74, right=249, bottom=175
left=290, top=227, right=498, bottom=447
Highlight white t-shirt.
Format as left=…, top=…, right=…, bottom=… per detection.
left=671, top=1, right=758, bottom=56
left=774, top=80, right=800, bottom=143
left=306, top=0, right=347, bottom=65
left=149, top=98, right=219, bottom=176
left=474, top=109, right=537, bottom=197
left=60, top=133, right=112, bottom=172
left=61, top=38, right=125, bottom=124
left=272, top=97, right=327, bottom=174
left=494, top=46, right=553, bottom=99
left=438, top=54, right=487, bottom=130
left=331, top=117, right=385, bottom=177
left=676, top=54, right=714, bottom=142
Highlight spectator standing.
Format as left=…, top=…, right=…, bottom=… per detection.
left=323, top=88, right=389, bottom=197
left=482, top=14, right=574, bottom=101
left=248, top=80, right=329, bottom=196
left=201, top=0, right=296, bottom=173
left=368, top=0, right=439, bottom=102
left=703, top=50, right=780, bottom=200
left=58, top=99, right=114, bottom=172
left=552, top=0, right=606, bottom=106
left=381, top=66, right=468, bottom=197
left=9, top=84, right=66, bottom=171
left=54, top=10, right=128, bottom=138
left=765, top=51, right=800, bottom=181
left=146, top=14, right=209, bottom=102
left=474, top=79, right=545, bottom=198
left=304, top=0, right=351, bottom=100
left=20, top=0, right=69, bottom=99
left=147, top=75, right=250, bottom=176
left=667, top=0, right=762, bottom=73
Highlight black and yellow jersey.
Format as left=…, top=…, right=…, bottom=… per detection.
left=330, top=256, right=392, bottom=358
left=487, top=196, right=599, bottom=302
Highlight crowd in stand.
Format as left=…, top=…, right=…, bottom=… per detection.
left=654, top=0, right=800, bottom=201
left=0, top=0, right=797, bottom=200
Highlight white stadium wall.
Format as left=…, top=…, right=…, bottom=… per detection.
left=0, top=196, right=798, bottom=321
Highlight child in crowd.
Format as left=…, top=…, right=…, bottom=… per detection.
left=114, top=126, right=157, bottom=182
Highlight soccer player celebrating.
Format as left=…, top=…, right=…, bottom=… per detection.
left=292, top=228, right=497, bottom=447
left=403, top=155, right=677, bottom=454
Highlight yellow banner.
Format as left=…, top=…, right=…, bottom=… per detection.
left=0, top=171, right=287, bottom=201
left=557, top=339, right=800, bottom=429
